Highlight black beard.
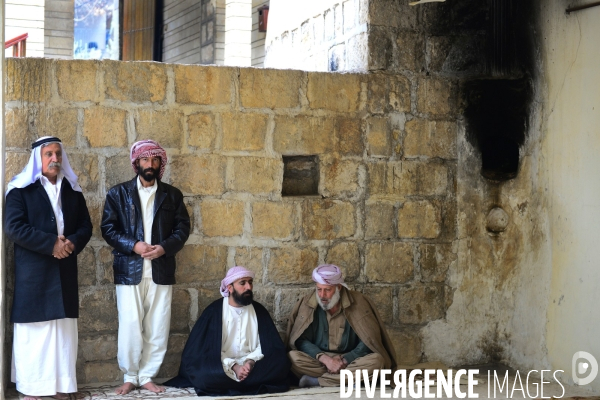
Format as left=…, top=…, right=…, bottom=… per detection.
left=139, top=167, right=159, bottom=182
left=232, top=289, right=253, bottom=306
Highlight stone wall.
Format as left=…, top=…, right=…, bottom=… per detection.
left=4, top=58, right=458, bottom=383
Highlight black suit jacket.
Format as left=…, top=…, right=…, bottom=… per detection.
left=5, top=178, right=92, bottom=323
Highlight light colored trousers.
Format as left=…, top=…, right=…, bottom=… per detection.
left=289, top=350, right=385, bottom=387
left=116, top=277, right=172, bottom=386
left=12, top=318, right=78, bottom=396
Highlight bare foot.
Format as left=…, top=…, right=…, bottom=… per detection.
left=22, top=396, right=41, bottom=400
left=115, top=382, right=136, bottom=395
left=140, top=382, right=165, bottom=393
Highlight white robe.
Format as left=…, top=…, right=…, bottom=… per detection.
left=221, top=298, right=264, bottom=381
left=12, top=173, right=78, bottom=396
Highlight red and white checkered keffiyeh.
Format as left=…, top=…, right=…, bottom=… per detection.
left=130, top=139, right=168, bottom=179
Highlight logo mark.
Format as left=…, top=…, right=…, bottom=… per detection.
left=572, top=351, right=598, bottom=385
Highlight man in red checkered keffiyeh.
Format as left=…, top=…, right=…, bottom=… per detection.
left=130, top=139, right=168, bottom=180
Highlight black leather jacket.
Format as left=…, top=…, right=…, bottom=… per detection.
left=101, top=177, right=190, bottom=285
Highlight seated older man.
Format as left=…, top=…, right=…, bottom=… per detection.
left=165, top=266, right=290, bottom=396
left=286, top=265, right=397, bottom=387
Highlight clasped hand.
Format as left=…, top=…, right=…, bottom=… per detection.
left=52, top=235, right=75, bottom=259
left=232, top=359, right=255, bottom=381
left=133, top=241, right=165, bottom=260
left=319, top=354, right=348, bottom=374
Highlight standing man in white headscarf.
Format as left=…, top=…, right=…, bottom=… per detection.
left=286, top=264, right=397, bottom=387
left=101, top=139, right=190, bottom=395
left=5, top=136, right=93, bottom=400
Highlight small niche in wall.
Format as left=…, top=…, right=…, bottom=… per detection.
left=282, top=156, right=319, bottom=196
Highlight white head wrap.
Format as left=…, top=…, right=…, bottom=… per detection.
left=220, top=266, right=255, bottom=297
left=312, top=264, right=349, bottom=288
left=6, top=136, right=82, bottom=196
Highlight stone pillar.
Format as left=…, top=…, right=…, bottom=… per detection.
left=224, top=0, right=251, bottom=66
left=0, top=0, right=7, bottom=396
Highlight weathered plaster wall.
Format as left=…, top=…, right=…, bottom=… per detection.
left=4, top=58, right=458, bottom=383
left=538, top=2, right=600, bottom=391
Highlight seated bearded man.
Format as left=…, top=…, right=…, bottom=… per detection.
left=165, top=266, right=290, bottom=396
left=286, top=265, right=398, bottom=387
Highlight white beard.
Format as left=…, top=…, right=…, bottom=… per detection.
left=316, top=287, right=340, bottom=311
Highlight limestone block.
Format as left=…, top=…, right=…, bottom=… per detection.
left=346, top=33, right=369, bottom=71
left=79, top=290, right=118, bottom=332
left=367, top=116, right=391, bottom=157
left=307, top=72, right=361, bottom=112
left=5, top=109, right=31, bottom=148
left=105, top=154, right=135, bottom=190
left=426, top=36, right=453, bottom=72
left=170, top=155, right=226, bottom=195
left=175, top=245, right=228, bottom=283
left=420, top=243, right=456, bottom=283
left=368, top=75, right=410, bottom=114
left=363, top=286, right=393, bottom=324
left=171, top=289, right=191, bottom=332
left=166, top=334, right=188, bottom=356
left=336, top=117, right=364, bottom=156
left=79, top=334, right=117, bottom=362
left=198, top=288, right=222, bottom=314
left=83, top=108, right=128, bottom=148
left=45, top=108, right=79, bottom=148
left=388, top=328, right=422, bottom=365
left=268, top=246, right=319, bottom=284
left=229, top=157, right=282, bottom=194
left=273, top=116, right=335, bottom=155
left=416, top=77, right=457, bottom=115
left=365, top=242, right=413, bottom=283
left=367, top=161, right=395, bottom=196
left=6, top=58, right=51, bottom=102
left=84, top=198, right=104, bottom=240
left=253, top=287, right=276, bottom=316
left=368, top=27, right=393, bottom=71
left=135, top=109, right=183, bottom=148
left=277, top=288, right=315, bottom=323
left=389, top=75, right=411, bottom=112
left=321, top=158, right=360, bottom=197
left=201, top=199, right=244, bottom=237
left=398, top=285, right=446, bottom=324
left=99, top=246, right=114, bottom=285
left=83, top=361, right=122, bottom=383
left=174, top=65, right=235, bottom=105
left=222, top=113, right=268, bottom=151
left=188, top=113, right=216, bottom=149
left=184, top=198, right=196, bottom=234
left=394, top=161, right=448, bottom=196
left=252, top=202, right=295, bottom=239
left=68, top=153, right=99, bottom=192
left=234, top=247, right=264, bottom=281
left=404, top=119, right=457, bottom=159
left=104, top=61, right=167, bottom=103
left=325, top=242, right=360, bottom=282
left=398, top=200, right=441, bottom=239
left=57, top=60, right=98, bottom=102
left=240, top=68, right=302, bottom=109
left=77, top=247, right=96, bottom=287
left=365, top=201, right=396, bottom=239
left=302, top=200, right=356, bottom=240
left=5, top=152, right=30, bottom=185
left=396, top=31, right=425, bottom=72
left=369, top=0, right=417, bottom=29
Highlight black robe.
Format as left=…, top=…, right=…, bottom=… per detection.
left=164, top=299, right=290, bottom=396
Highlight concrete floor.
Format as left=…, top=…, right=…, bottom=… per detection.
left=5, top=369, right=600, bottom=399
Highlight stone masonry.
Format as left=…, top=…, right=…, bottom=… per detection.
left=4, top=57, right=458, bottom=383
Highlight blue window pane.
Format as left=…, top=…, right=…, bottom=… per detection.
left=74, top=0, right=120, bottom=60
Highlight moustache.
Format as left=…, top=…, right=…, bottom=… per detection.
left=48, top=162, right=61, bottom=168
